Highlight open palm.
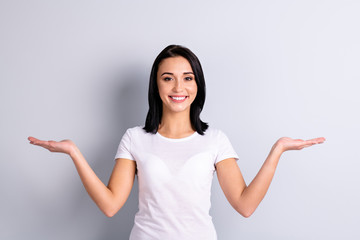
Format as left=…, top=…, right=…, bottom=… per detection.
left=276, top=137, right=326, bottom=152
left=28, top=137, right=76, bottom=155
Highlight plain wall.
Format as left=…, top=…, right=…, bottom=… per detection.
left=1, top=0, right=359, bottom=239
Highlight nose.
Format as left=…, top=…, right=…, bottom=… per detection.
left=173, top=79, right=183, bottom=92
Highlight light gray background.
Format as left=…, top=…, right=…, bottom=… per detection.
left=1, top=0, right=359, bottom=239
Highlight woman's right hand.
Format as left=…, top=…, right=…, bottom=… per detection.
left=28, top=137, right=77, bottom=156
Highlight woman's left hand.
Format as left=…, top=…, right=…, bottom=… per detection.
left=274, top=137, right=326, bottom=153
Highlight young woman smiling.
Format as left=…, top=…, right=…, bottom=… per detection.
left=28, top=45, right=325, bottom=240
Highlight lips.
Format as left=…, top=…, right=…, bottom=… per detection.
left=169, top=95, right=188, bottom=103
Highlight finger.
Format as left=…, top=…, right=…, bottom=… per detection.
left=316, top=137, right=326, bottom=143
left=29, top=138, right=42, bottom=145
left=301, top=144, right=315, bottom=148
left=28, top=137, right=47, bottom=144
left=309, top=137, right=325, bottom=142
left=28, top=136, right=39, bottom=144
left=302, top=139, right=325, bottom=148
left=29, top=138, right=51, bottom=148
left=302, top=140, right=315, bottom=145
left=305, top=137, right=325, bottom=144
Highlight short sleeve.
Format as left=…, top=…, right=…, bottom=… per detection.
left=215, top=130, right=239, bottom=164
left=114, top=129, right=135, bottom=161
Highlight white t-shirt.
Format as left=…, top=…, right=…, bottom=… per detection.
left=114, top=126, right=239, bottom=240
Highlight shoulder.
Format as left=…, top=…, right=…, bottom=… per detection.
left=203, top=127, right=226, bottom=137
left=124, top=126, right=152, bottom=138
left=201, top=127, right=230, bottom=142
left=126, top=126, right=144, bottom=133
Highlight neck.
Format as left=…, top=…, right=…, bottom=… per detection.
left=158, top=109, right=195, bottom=138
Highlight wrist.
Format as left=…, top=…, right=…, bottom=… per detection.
left=264, top=144, right=283, bottom=168
left=271, top=142, right=284, bottom=155
left=69, top=145, right=80, bottom=158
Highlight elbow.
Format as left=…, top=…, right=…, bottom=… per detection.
left=103, top=205, right=122, bottom=218
left=240, top=210, right=254, bottom=218
left=104, top=210, right=116, bottom=218
left=235, top=204, right=255, bottom=218
left=234, top=198, right=258, bottom=218
left=101, top=198, right=127, bottom=217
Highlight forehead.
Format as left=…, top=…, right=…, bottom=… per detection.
left=158, top=56, right=193, bottom=73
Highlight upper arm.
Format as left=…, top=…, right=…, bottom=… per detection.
left=216, top=158, right=247, bottom=212
left=107, top=158, right=136, bottom=211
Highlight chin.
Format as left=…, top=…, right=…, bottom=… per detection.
left=165, top=105, right=190, bottom=113
left=171, top=108, right=189, bottom=113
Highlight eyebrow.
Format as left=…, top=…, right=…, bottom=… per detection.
left=160, top=72, right=194, bottom=76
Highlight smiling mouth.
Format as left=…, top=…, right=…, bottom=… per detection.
left=169, top=96, right=188, bottom=102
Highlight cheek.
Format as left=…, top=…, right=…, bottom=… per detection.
left=157, top=82, right=165, bottom=95
left=157, top=83, right=170, bottom=101
left=189, top=83, right=198, bottom=96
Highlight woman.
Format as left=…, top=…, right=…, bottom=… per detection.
left=28, top=45, right=325, bottom=239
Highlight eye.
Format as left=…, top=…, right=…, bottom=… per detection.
left=163, top=77, right=172, bottom=81
left=185, top=76, right=193, bottom=81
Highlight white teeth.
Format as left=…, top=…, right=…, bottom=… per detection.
left=171, top=96, right=186, bottom=101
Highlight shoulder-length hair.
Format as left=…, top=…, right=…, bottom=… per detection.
left=143, top=44, right=208, bottom=135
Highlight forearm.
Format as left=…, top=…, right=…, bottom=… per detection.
left=69, top=147, right=115, bottom=215
left=28, top=136, right=136, bottom=217
left=238, top=145, right=283, bottom=217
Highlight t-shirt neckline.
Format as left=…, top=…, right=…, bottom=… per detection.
left=156, top=131, right=199, bottom=142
